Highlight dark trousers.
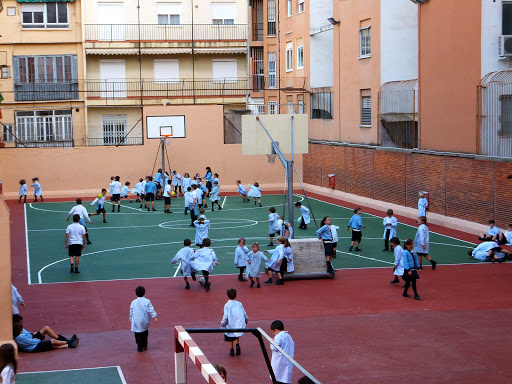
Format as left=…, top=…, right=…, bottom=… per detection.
left=190, top=207, right=197, bottom=224
left=134, top=330, right=148, bottom=351
left=403, top=277, right=418, bottom=296
left=237, top=266, right=246, bottom=279
left=299, top=217, right=307, bottom=229
left=279, top=258, right=288, bottom=278
left=384, top=229, right=391, bottom=250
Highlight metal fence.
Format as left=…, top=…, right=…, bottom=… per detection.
left=14, top=82, right=79, bottom=101
left=16, top=140, right=74, bottom=148
left=84, top=24, right=247, bottom=42
left=87, top=137, right=143, bottom=146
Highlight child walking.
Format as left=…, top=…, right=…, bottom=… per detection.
left=129, top=286, right=158, bottom=352
left=0, top=343, right=17, bottom=384
left=264, top=236, right=286, bottom=285
left=194, top=217, right=210, bottom=247
left=418, top=192, right=428, bottom=218
left=31, top=177, right=43, bottom=202
left=234, top=238, right=249, bottom=282
left=267, top=207, right=280, bottom=246
left=382, top=209, right=398, bottom=251
left=171, top=239, right=196, bottom=289
left=190, top=238, right=220, bottom=292
left=236, top=180, right=250, bottom=203
left=247, top=242, right=269, bottom=288
left=402, top=239, right=422, bottom=300
left=111, top=176, right=122, bottom=212
left=248, top=182, right=262, bottom=206
left=220, top=288, right=249, bottom=356
left=316, top=216, right=339, bottom=276
left=389, top=237, right=404, bottom=284
left=19, top=179, right=27, bottom=204
left=414, top=216, right=437, bottom=270
left=66, top=198, right=92, bottom=244
left=270, top=320, right=295, bottom=384
left=295, top=202, right=310, bottom=230
left=90, top=189, right=108, bottom=223
left=210, top=181, right=222, bottom=211
left=347, top=207, right=365, bottom=252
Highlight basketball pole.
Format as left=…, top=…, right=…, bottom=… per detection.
left=161, top=138, right=166, bottom=178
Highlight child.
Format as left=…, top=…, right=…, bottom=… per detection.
left=194, top=217, right=210, bottom=247
left=171, top=239, right=196, bottom=289
left=479, top=219, right=501, bottom=242
left=111, top=176, right=122, bottom=212
left=133, top=178, right=144, bottom=203
left=389, top=237, right=404, bottom=284
left=11, top=284, right=24, bottom=315
left=189, top=238, right=220, bottom=292
left=163, top=180, right=173, bottom=214
left=191, top=175, right=199, bottom=186
left=66, top=198, right=92, bottom=244
left=163, top=171, right=170, bottom=194
left=184, top=186, right=192, bottom=215
left=154, top=169, right=163, bottom=199
left=316, top=216, right=339, bottom=276
left=129, top=286, right=158, bottom=352
left=283, top=238, right=294, bottom=277
left=402, top=239, right=421, bottom=300
left=279, top=218, right=294, bottom=239
left=418, top=192, right=428, bottom=218
left=295, top=202, right=310, bottom=230
left=414, top=216, right=437, bottom=270
left=0, top=343, right=17, bottom=384
left=264, top=236, right=286, bottom=285
left=236, top=180, right=250, bottom=203
left=199, top=179, right=209, bottom=208
left=234, top=238, right=249, bottom=282
left=210, top=181, right=222, bottom=211
left=144, top=176, right=157, bottom=211
left=247, top=242, right=269, bottom=288
left=382, top=209, right=398, bottom=251
left=90, top=189, right=108, bottom=223
left=65, top=214, right=86, bottom=274
left=284, top=228, right=293, bottom=239
left=214, top=365, right=227, bottom=382
left=19, top=179, right=27, bottom=204
left=172, top=170, right=183, bottom=196
left=270, top=320, right=295, bottom=384
left=189, top=185, right=199, bottom=225
left=347, top=207, right=365, bottom=252
left=248, top=182, right=262, bottom=207
left=182, top=173, right=191, bottom=193
left=120, top=181, right=131, bottom=202
left=496, top=224, right=512, bottom=245
left=267, top=207, right=280, bottom=246
left=220, top=288, right=249, bottom=356
left=213, top=173, right=220, bottom=186
left=13, top=320, right=78, bottom=352
left=109, top=176, right=115, bottom=198
left=199, top=207, right=207, bottom=220
left=139, top=177, right=148, bottom=208
left=31, top=177, right=43, bottom=202
left=204, top=167, right=213, bottom=191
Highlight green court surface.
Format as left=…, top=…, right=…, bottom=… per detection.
left=25, top=194, right=477, bottom=284
left=18, top=366, right=126, bottom=384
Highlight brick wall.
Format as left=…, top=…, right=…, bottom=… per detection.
left=304, top=143, right=512, bottom=228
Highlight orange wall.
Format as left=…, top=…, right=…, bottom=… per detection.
left=0, top=198, right=14, bottom=347
left=0, top=105, right=302, bottom=197
left=419, top=1, right=481, bottom=153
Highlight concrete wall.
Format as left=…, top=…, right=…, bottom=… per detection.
left=309, top=0, right=334, bottom=88
left=481, top=0, right=512, bottom=77
left=0, top=198, right=13, bottom=347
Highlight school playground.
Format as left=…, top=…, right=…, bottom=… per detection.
left=8, top=192, right=512, bottom=383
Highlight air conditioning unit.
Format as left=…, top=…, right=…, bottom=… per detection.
left=499, top=35, right=512, bottom=57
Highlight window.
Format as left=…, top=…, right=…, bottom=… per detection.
left=310, top=92, right=333, bottom=119
left=360, top=27, right=371, bottom=58
left=15, top=110, right=73, bottom=143
left=297, top=45, right=304, bottom=69
left=21, top=2, right=68, bottom=29
left=2, top=124, right=14, bottom=143
left=212, top=3, right=236, bottom=25
left=500, top=95, right=512, bottom=135
left=1, top=66, right=10, bottom=79
left=298, top=0, right=305, bottom=13
left=287, top=0, right=292, bottom=17
left=286, top=42, right=293, bottom=72
left=7, top=7, right=16, bottom=16
left=503, top=3, right=512, bottom=34
left=298, top=96, right=304, bottom=113
left=267, top=0, right=276, bottom=35
left=268, top=52, right=277, bottom=88
left=288, top=102, right=294, bottom=114
left=212, top=59, right=237, bottom=82
left=361, top=95, right=372, bottom=126
left=154, top=59, right=179, bottom=83
left=156, top=3, right=181, bottom=25
left=252, top=47, right=265, bottom=90
left=269, top=101, right=277, bottom=115
left=102, top=115, right=127, bottom=145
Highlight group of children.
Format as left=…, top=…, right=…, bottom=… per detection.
left=18, top=178, right=43, bottom=203
left=470, top=219, right=512, bottom=263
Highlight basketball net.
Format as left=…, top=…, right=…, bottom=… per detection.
left=163, top=134, right=173, bottom=145
left=267, top=154, right=276, bottom=164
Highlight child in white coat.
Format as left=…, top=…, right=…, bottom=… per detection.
left=220, top=288, right=248, bottom=357
left=19, top=179, right=27, bottom=204
left=389, top=237, right=404, bottom=284
left=418, top=192, right=428, bottom=218
left=295, top=202, right=310, bottom=230
left=267, top=207, right=280, bottom=246
left=234, top=238, right=249, bottom=282
left=247, top=242, right=269, bottom=288
left=270, top=320, right=295, bottom=384
left=236, top=180, right=250, bottom=203
left=248, top=182, right=263, bottom=207
left=129, top=286, right=158, bottom=352
left=171, top=239, right=196, bottom=289
left=31, top=177, right=44, bottom=202
left=189, top=238, right=220, bottom=292
left=193, top=218, right=210, bottom=247
left=132, top=178, right=144, bottom=203
left=264, top=236, right=286, bottom=285
left=209, top=181, right=222, bottom=211
left=414, top=216, right=437, bottom=270
left=382, top=209, right=398, bottom=251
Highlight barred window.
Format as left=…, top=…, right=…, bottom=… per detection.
left=310, top=92, right=333, bottom=119
left=500, top=95, right=512, bottom=135
left=361, top=96, right=372, bottom=126
left=2, top=124, right=14, bottom=143
left=269, top=101, right=277, bottom=115
left=267, top=0, right=276, bottom=35
left=15, top=109, right=73, bottom=142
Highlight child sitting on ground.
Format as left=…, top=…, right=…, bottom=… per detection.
left=479, top=219, right=501, bottom=242
left=220, top=288, right=248, bottom=357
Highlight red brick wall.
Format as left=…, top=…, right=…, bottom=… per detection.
left=304, top=143, right=512, bottom=227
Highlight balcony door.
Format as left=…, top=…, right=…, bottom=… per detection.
left=98, top=3, right=125, bottom=41
left=102, top=114, right=127, bottom=145
left=100, top=60, right=126, bottom=98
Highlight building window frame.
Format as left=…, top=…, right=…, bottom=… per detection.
left=15, top=109, right=73, bottom=143
left=286, top=42, right=293, bottom=72
left=296, top=45, right=304, bottom=69
left=287, top=0, right=292, bottom=17
left=268, top=52, right=277, bottom=88
left=361, top=94, right=372, bottom=127
left=2, top=124, right=15, bottom=143
left=298, top=0, right=305, bottom=14
left=359, top=26, right=371, bottom=59
left=269, top=101, right=277, bottom=115
left=267, top=0, right=276, bottom=36
left=21, top=2, right=69, bottom=29
left=1, top=66, right=10, bottom=79
left=310, top=92, right=333, bottom=120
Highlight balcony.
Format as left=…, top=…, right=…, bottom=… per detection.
left=84, top=24, right=247, bottom=54
left=14, top=82, right=79, bottom=102
left=87, top=137, right=143, bottom=146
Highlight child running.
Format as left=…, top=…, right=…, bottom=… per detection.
left=194, top=217, right=210, bottom=247
left=220, top=288, right=249, bottom=357
left=347, top=207, right=365, bottom=252
left=234, top=238, right=249, bottom=282
left=171, top=239, right=196, bottom=289
left=189, top=238, right=220, bottom=292
left=129, top=286, right=158, bottom=352
left=120, top=182, right=131, bottom=202
left=210, top=181, right=222, bottom=211
left=382, top=209, right=398, bottom=251
left=295, top=202, right=310, bottom=230
left=267, top=207, right=280, bottom=246
left=264, top=236, right=286, bottom=285
left=247, top=242, right=269, bottom=288
left=31, top=177, right=43, bottom=202
left=248, top=182, right=262, bottom=207
left=389, top=237, right=404, bottom=284
left=316, top=216, right=339, bottom=276
left=414, top=216, right=437, bottom=270
left=66, top=198, right=92, bottom=245
left=19, top=179, right=27, bottom=204
left=90, top=189, right=108, bottom=223
left=236, top=180, right=250, bottom=203
left=402, top=239, right=422, bottom=300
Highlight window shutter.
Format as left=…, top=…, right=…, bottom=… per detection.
left=13, top=56, right=20, bottom=84
left=71, top=55, right=78, bottom=81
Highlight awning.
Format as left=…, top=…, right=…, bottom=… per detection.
left=86, top=48, right=193, bottom=55
left=17, top=0, right=75, bottom=2
left=380, top=113, right=418, bottom=123
left=194, top=48, right=247, bottom=54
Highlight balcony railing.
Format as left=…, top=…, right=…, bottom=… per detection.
left=14, top=82, right=79, bottom=101
left=16, top=140, right=74, bottom=148
left=85, top=24, right=247, bottom=42
left=87, top=137, right=143, bottom=146
left=252, top=23, right=263, bottom=41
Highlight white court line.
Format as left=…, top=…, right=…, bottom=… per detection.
left=19, top=365, right=125, bottom=375
left=336, top=250, right=394, bottom=265
left=173, top=261, right=182, bottom=277
left=105, top=200, right=145, bottom=212
left=29, top=224, right=160, bottom=232
left=221, top=196, right=226, bottom=208
left=24, top=204, right=32, bottom=285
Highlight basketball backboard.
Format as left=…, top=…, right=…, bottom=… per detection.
left=146, top=115, right=186, bottom=139
left=241, top=114, right=308, bottom=155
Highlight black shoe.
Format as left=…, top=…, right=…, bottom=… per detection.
left=383, top=248, right=389, bottom=252
left=267, top=243, right=273, bottom=247
left=191, top=272, right=196, bottom=281
left=390, top=278, right=399, bottom=284
left=403, top=294, right=412, bottom=298
left=355, top=247, right=362, bottom=252
left=152, top=208, right=157, bottom=211
left=184, top=209, right=188, bottom=215
left=112, top=209, right=115, bottom=213
left=348, top=246, right=353, bottom=251
left=204, top=205, right=208, bottom=208
left=418, top=265, right=423, bottom=270
left=236, top=345, right=241, bottom=356
left=415, top=296, right=422, bottom=300
left=137, top=347, right=144, bottom=353
left=275, top=279, right=284, bottom=285
left=103, top=220, right=107, bottom=223
left=240, top=278, right=248, bottom=282
left=69, top=334, right=77, bottom=343
left=431, top=260, right=437, bottom=270
left=259, top=203, right=262, bottom=207
left=250, top=281, right=255, bottom=288
left=205, top=282, right=211, bottom=292
left=185, top=284, right=190, bottom=290
left=189, top=224, right=195, bottom=227
left=87, top=241, right=92, bottom=245
left=68, top=338, right=79, bottom=348
left=70, top=264, right=74, bottom=273
left=74, top=269, right=80, bottom=274
left=147, top=208, right=151, bottom=211
left=257, top=283, right=261, bottom=288
left=117, top=207, right=120, bottom=212
left=229, top=349, right=234, bottom=357
left=264, top=279, right=273, bottom=284
left=218, top=207, right=222, bottom=210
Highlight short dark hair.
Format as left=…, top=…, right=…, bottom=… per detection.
left=236, top=180, right=241, bottom=184
left=73, top=214, right=80, bottom=222
left=76, top=198, right=82, bottom=204
left=298, top=376, right=315, bottom=384
left=135, top=286, right=145, bottom=297
left=227, top=288, right=237, bottom=300
left=202, top=238, right=211, bottom=247
left=214, top=364, right=226, bottom=380
left=12, top=314, right=23, bottom=323
left=13, top=322, right=23, bottom=338
left=295, top=202, right=302, bottom=207
left=269, top=207, right=276, bottom=213
left=187, top=187, right=191, bottom=191
left=390, top=237, right=400, bottom=246
left=387, top=209, right=393, bottom=215
left=148, top=176, right=153, bottom=181
left=354, top=207, right=361, bottom=214
left=488, top=219, right=495, bottom=224
left=168, top=180, right=172, bottom=185
left=271, top=320, right=284, bottom=331
left=115, top=176, right=120, bottom=181
left=101, top=188, right=107, bottom=193
left=184, top=239, right=192, bottom=246
left=468, top=250, right=473, bottom=257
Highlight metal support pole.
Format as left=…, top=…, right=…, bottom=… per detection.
left=161, top=139, right=166, bottom=177
left=287, top=160, right=295, bottom=237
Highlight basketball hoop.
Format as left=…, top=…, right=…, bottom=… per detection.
left=163, top=134, right=173, bottom=145
left=267, top=154, right=276, bottom=164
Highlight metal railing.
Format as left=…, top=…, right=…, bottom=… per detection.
left=87, top=137, right=143, bottom=146
left=14, top=82, right=79, bottom=101
left=16, top=140, right=74, bottom=148
left=84, top=24, right=247, bottom=42
left=252, top=23, right=263, bottom=41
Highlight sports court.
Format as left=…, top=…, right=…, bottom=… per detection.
left=17, top=366, right=126, bottom=384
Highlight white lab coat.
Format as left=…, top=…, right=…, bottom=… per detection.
left=418, top=197, right=428, bottom=217
left=414, top=224, right=430, bottom=254
left=298, top=206, right=310, bottom=225
left=266, top=244, right=285, bottom=271
left=271, top=331, right=295, bottom=384
left=284, top=246, right=294, bottom=273
left=190, top=247, right=217, bottom=272
left=393, top=245, right=404, bottom=276
left=246, top=251, right=268, bottom=277
left=221, top=300, right=248, bottom=338
left=129, top=297, right=157, bottom=333
left=234, top=245, right=249, bottom=268
left=247, top=184, right=262, bottom=197
left=171, top=247, right=195, bottom=276
left=194, top=220, right=210, bottom=245
left=382, top=216, right=398, bottom=240
left=12, top=285, right=24, bottom=315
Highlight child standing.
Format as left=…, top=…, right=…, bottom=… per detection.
left=111, top=176, right=122, bottom=212
left=139, top=177, right=148, bottom=208
left=264, top=236, right=286, bottom=285
left=129, top=286, right=158, bottom=352
left=184, top=186, right=192, bottom=215
left=295, top=202, right=310, bottom=230
left=282, top=238, right=294, bottom=277
left=316, top=216, right=339, bottom=276
left=11, top=284, right=24, bottom=315
left=172, top=170, right=182, bottom=196
left=382, top=209, right=398, bottom=251
left=236, top=180, right=250, bottom=203
left=220, top=288, right=249, bottom=356
left=209, top=181, right=222, bottom=211
left=267, top=207, right=280, bottom=246
left=414, top=216, right=437, bottom=270
left=163, top=180, right=173, bottom=214
left=234, top=238, right=249, bottom=282
left=19, top=179, right=27, bottom=204
left=66, top=198, right=92, bottom=245
left=247, top=242, right=269, bottom=288
left=402, top=239, right=421, bottom=300
left=90, top=189, right=108, bottom=223
left=248, top=182, right=262, bottom=207
left=270, top=320, right=295, bottom=384
left=65, top=214, right=86, bottom=274
left=189, top=238, right=220, bottom=292
left=418, top=192, right=428, bottom=218
left=194, top=218, right=210, bottom=247
left=171, top=239, right=196, bottom=289
left=182, top=173, right=191, bottom=193
left=389, top=237, right=404, bottom=284
left=0, top=343, right=17, bottom=384
left=31, top=177, right=43, bottom=202
left=347, top=207, right=365, bottom=252
left=144, top=176, right=157, bottom=211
